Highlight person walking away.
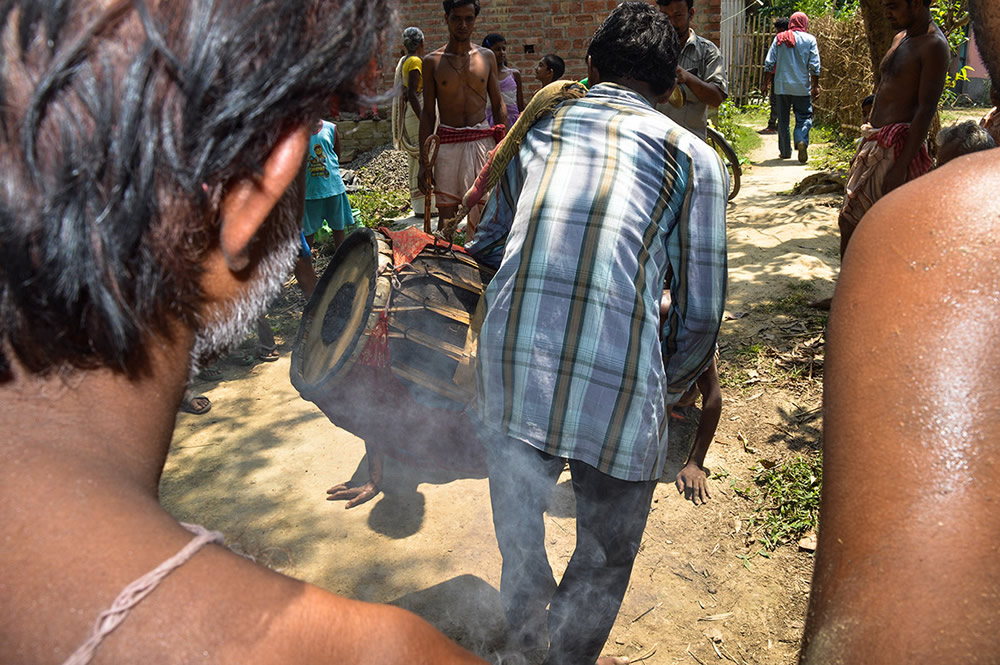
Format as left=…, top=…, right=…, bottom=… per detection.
left=466, top=4, right=727, bottom=663
left=762, top=12, right=821, bottom=162
left=392, top=27, right=429, bottom=217
left=654, top=0, right=728, bottom=139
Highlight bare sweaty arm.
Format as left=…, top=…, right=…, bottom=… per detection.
left=800, top=151, right=1000, bottom=663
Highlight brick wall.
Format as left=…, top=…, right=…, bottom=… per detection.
left=383, top=0, right=722, bottom=99
left=337, top=0, right=725, bottom=157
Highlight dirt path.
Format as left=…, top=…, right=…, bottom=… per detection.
left=162, top=133, right=841, bottom=664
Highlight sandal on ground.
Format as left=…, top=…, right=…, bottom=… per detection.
left=197, top=366, right=223, bottom=381
left=257, top=345, right=280, bottom=362
left=180, top=392, right=212, bottom=415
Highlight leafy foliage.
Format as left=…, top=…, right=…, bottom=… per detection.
left=745, top=454, right=823, bottom=550
left=715, top=100, right=763, bottom=166
left=347, top=188, right=410, bottom=229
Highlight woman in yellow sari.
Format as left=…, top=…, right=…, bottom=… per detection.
left=391, top=27, right=427, bottom=215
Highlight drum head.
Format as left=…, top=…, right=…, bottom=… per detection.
left=291, top=228, right=381, bottom=398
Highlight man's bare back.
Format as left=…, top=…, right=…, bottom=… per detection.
left=870, top=20, right=949, bottom=127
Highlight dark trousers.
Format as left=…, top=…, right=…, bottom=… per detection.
left=484, top=429, right=656, bottom=665
left=775, top=94, right=813, bottom=158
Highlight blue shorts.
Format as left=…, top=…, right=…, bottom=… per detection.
left=299, top=232, right=311, bottom=259
left=303, top=192, right=352, bottom=235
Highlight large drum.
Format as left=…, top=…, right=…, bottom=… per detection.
left=290, top=227, right=494, bottom=473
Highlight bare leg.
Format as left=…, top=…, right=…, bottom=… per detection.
left=294, top=256, right=318, bottom=301
left=326, top=440, right=383, bottom=508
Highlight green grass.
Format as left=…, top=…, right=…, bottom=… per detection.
left=347, top=188, right=410, bottom=229
left=715, top=101, right=764, bottom=165
left=744, top=454, right=823, bottom=551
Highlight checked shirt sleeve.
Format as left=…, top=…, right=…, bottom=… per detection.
left=465, top=152, right=523, bottom=269
left=661, top=142, right=728, bottom=404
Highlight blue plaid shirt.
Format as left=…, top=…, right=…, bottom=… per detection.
left=467, top=83, right=728, bottom=482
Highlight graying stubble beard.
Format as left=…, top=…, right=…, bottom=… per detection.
left=187, top=232, right=300, bottom=380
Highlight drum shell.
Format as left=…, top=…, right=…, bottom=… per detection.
left=291, top=228, right=492, bottom=473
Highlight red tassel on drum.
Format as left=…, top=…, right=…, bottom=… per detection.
left=359, top=311, right=391, bottom=368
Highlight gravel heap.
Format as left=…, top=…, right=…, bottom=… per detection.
left=350, top=146, right=410, bottom=192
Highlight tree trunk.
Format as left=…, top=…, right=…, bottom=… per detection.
left=859, top=0, right=896, bottom=85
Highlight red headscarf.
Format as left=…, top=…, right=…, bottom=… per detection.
left=776, top=12, right=809, bottom=48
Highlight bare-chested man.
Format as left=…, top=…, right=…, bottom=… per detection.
left=838, top=0, right=950, bottom=257
left=800, top=0, right=1000, bottom=659
left=419, top=0, right=507, bottom=236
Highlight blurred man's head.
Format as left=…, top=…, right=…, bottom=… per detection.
left=936, top=121, right=996, bottom=165
left=535, top=54, right=566, bottom=85
left=774, top=16, right=790, bottom=32
left=0, top=0, right=390, bottom=382
left=587, top=1, right=679, bottom=101
left=884, top=0, right=931, bottom=32
left=656, top=0, right=694, bottom=43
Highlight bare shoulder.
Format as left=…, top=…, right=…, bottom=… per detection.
left=425, top=47, right=445, bottom=64
left=920, top=23, right=951, bottom=58
left=856, top=150, right=1000, bottom=245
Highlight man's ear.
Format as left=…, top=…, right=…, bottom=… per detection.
left=218, top=126, right=309, bottom=272
left=586, top=56, right=599, bottom=86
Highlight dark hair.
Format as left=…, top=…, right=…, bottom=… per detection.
left=774, top=17, right=790, bottom=31
left=482, top=33, right=505, bottom=48
left=656, top=0, right=694, bottom=9
left=587, top=2, right=678, bottom=96
left=542, top=54, right=566, bottom=80
left=0, top=0, right=389, bottom=381
left=861, top=94, right=875, bottom=107
left=443, top=0, right=481, bottom=17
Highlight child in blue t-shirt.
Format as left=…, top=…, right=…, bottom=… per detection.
left=304, top=119, right=352, bottom=249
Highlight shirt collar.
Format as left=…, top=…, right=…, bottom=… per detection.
left=586, top=82, right=655, bottom=109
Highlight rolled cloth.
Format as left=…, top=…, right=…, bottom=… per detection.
left=777, top=12, right=809, bottom=48
left=839, top=122, right=933, bottom=233
left=433, top=122, right=501, bottom=235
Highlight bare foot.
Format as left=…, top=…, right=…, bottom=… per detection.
left=326, top=481, right=380, bottom=508
left=180, top=390, right=211, bottom=415
left=597, top=658, right=629, bottom=665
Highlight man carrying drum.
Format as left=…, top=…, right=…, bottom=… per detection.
left=466, top=3, right=728, bottom=664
